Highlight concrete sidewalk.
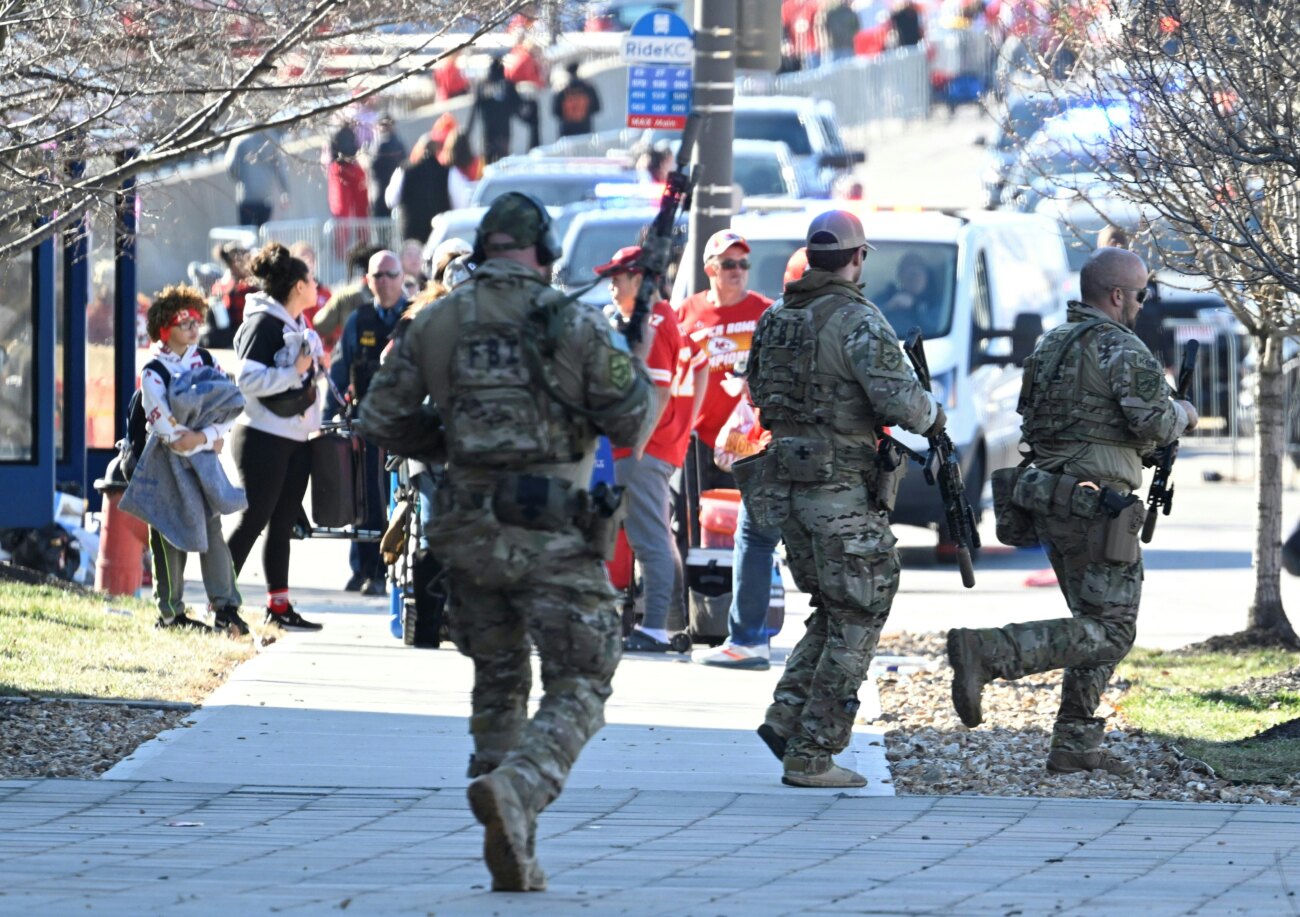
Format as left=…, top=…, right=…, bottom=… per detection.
left=5, top=440, right=1300, bottom=913
left=0, top=598, right=1294, bottom=914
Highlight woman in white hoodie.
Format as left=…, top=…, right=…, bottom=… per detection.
left=226, top=243, right=326, bottom=631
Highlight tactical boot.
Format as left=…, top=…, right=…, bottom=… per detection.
left=523, top=820, right=547, bottom=891
left=781, top=758, right=867, bottom=789
left=466, top=754, right=500, bottom=778
left=948, top=627, right=999, bottom=728
left=467, top=771, right=538, bottom=892
left=756, top=723, right=789, bottom=762
left=1047, top=718, right=1134, bottom=777
left=1046, top=748, right=1136, bottom=777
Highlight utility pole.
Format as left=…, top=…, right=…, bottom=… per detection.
left=685, top=0, right=736, bottom=294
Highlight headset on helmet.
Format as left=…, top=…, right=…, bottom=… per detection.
left=472, top=191, right=563, bottom=267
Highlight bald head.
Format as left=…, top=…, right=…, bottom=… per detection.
left=1080, top=247, right=1147, bottom=304
left=1080, top=247, right=1149, bottom=329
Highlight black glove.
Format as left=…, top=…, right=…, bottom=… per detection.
left=923, top=402, right=947, bottom=439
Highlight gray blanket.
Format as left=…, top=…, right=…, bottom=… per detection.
left=121, top=367, right=247, bottom=552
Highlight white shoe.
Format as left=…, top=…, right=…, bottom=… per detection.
left=691, top=642, right=771, bottom=670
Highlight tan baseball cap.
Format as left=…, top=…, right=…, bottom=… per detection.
left=805, top=210, right=875, bottom=252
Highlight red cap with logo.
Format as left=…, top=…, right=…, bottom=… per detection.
left=594, top=245, right=644, bottom=276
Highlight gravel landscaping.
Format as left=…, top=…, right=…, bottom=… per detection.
left=874, top=632, right=1300, bottom=805
left=0, top=699, right=191, bottom=779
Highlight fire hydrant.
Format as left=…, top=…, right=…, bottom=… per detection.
left=94, top=459, right=148, bottom=597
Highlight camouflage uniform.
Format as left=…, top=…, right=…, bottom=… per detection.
left=357, top=194, right=651, bottom=889
left=744, top=269, right=937, bottom=780
left=950, top=301, right=1189, bottom=765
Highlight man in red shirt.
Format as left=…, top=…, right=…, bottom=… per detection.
left=677, top=229, right=774, bottom=494
left=600, top=246, right=708, bottom=653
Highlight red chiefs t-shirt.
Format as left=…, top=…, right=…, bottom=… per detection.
left=676, top=290, right=773, bottom=449
left=612, top=301, right=704, bottom=467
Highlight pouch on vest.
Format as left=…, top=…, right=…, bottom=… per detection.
left=448, top=323, right=552, bottom=466
left=871, top=437, right=910, bottom=514
left=733, top=450, right=791, bottom=529
left=576, top=481, right=626, bottom=560
left=772, top=437, right=834, bottom=483
left=991, top=466, right=1037, bottom=547
left=1012, top=467, right=1093, bottom=519
left=1088, top=491, right=1143, bottom=564
left=492, top=473, right=574, bottom=531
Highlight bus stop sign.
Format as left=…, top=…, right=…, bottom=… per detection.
left=622, top=10, right=693, bottom=130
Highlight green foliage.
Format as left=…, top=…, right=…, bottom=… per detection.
left=1119, top=647, right=1300, bottom=783
left=0, top=582, right=252, bottom=702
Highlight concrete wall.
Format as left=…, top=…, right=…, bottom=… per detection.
left=134, top=61, right=629, bottom=294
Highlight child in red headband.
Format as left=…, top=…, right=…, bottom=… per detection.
left=140, top=285, right=246, bottom=636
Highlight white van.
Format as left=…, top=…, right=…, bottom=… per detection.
left=724, top=206, right=1070, bottom=546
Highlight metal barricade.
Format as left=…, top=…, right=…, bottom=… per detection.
left=319, top=217, right=400, bottom=287
left=1166, top=318, right=1246, bottom=471
left=208, top=225, right=258, bottom=254
left=738, top=46, right=931, bottom=140
left=258, top=219, right=325, bottom=261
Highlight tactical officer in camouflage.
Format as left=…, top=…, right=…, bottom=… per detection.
left=356, top=191, right=653, bottom=891
left=742, top=210, right=945, bottom=788
left=948, top=247, right=1198, bottom=777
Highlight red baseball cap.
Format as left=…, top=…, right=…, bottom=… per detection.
left=594, top=245, right=643, bottom=276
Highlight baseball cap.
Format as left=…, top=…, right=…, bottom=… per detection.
left=478, top=192, right=548, bottom=250
left=703, top=229, right=750, bottom=261
left=805, top=210, right=876, bottom=252
left=594, top=246, right=643, bottom=276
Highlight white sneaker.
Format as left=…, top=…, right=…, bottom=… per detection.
left=691, top=642, right=771, bottom=670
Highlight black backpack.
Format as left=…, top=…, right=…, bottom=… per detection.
left=120, top=352, right=215, bottom=480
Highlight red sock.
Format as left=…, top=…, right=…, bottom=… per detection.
left=267, top=590, right=290, bottom=613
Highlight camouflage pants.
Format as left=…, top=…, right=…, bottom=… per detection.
left=440, top=519, right=622, bottom=815
left=764, top=479, right=899, bottom=767
left=981, top=511, right=1142, bottom=752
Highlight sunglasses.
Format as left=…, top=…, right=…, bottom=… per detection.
left=715, top=258, right=750, bottom=271
left=1115, top=286, right=1149, bottom=304
left=372, top=270, right=402, bottom=279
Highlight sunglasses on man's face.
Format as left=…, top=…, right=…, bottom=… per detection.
left=1115, top=286, right=1149, bottom=304
left=715, top=258, right=750, bottom=271
left=372, top=270, right=402, bottom=280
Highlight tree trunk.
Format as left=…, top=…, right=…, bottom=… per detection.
left=1247, top=332, right=1299, bottom=644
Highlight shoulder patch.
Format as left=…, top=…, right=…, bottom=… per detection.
left=608, top=351, right=633, bottom=390
left=877, top=339, right=904, bottom=371
left=1133, top=367, right=1163, bottom=401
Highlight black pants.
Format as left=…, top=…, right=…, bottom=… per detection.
left=238, top=201, right=272, bottom=228
left=227, top=425, right=311, bottom=593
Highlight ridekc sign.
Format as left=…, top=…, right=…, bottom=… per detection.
left=623, top=10, right=693, bottom=130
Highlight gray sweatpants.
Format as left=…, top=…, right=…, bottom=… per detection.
left=614, top=454, right=683, bottom=631
left=150, top=514, right=242, bottom=621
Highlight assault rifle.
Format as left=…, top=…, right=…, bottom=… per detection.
left=1141, top=339, right=1199, bottom=543
left=623, top=113, right=700, bottom=347
left=904, top=329, right=981, bottom=588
